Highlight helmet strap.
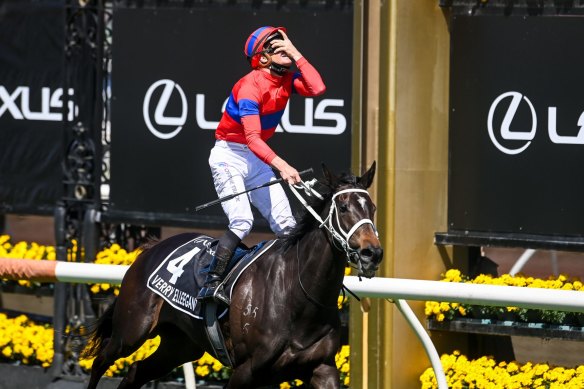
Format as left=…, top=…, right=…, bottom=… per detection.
left=269, top=62, right=290, bottom=76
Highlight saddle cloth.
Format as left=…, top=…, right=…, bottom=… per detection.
left=146, top=235, right=275, bottom=319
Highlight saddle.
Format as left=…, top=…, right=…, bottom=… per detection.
left=146, top=235, right=276, bottom=365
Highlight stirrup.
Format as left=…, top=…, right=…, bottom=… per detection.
left=197, top=283, right=230, bottom=306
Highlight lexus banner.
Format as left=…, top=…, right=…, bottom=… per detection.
left=0, top=0, right=65, bottom=214
left=449, top=15, right=584, bottom=237
left=110, top=5, right=353, bottom=227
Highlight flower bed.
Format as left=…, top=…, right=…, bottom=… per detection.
left=0, top=313, right=53, bottom=368
left=0, top=312, right=350, bottom=387
left=421, top=269, right=584, bottom=387
left=420, top=351, right=584, bottom=388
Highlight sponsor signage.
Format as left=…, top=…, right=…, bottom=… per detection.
left=110, top=6, right=353, bottom=226
left=449, top=15, right=584, bottom=237
left=0, top=0, right=65, bottom=214
left=0, top=86, right=77, bottom=122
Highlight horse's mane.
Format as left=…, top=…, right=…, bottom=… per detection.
left=281, top=172, right=362, bottom=248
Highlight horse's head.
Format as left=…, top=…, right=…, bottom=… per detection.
left=321, top=161, right=383, bottom=278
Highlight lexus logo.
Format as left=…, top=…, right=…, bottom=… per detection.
left=487, top=91, right=537, bottom=155
left=143, top=79, right=187, bottom=139
left=487, top=91, right=584, bottom=155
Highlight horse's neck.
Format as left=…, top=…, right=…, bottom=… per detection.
left=295, top=227, right=346, bottom=301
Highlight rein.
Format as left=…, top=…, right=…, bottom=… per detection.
left=295, top=242, right=358, bottom=309
left=295, top=244, right=339, bottom=310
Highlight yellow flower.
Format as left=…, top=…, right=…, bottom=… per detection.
left=443, top=269, right=462, bottom=282
left=195, top=365, right=210, bottom=377
left=425, top=301, right=438, bottom=316
left=110, top=243, right=121, bottom=252
left=506, top=361, right=519, bottom=373
left=534, top=363, right=549, bottom=376
left=2, top=346, right=12, bottom=357
left=344, top=375, right=350, bottom=386
left=340, top=345, right=350, bottom=358
left=212, top=359, right=223, bottom=372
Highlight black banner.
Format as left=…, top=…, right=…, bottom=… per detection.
left=449, top=15, right=584, bottom=237
left=109, top=5, right=353, bottom=227
left=0, top=0, right=65, bottom=215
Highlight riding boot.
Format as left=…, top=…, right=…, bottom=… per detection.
left=197, top=230, right=240, bottom=306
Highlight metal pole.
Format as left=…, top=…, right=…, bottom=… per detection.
left=394, top=299, right=448, bottom=389
left=509, top=249, right=536, bottom=276
left=51, top=204, right=67, bottom=378
left=182, top=363, right=197, bottom=389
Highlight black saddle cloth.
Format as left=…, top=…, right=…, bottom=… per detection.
left=147, top=235, right=272, bottom=319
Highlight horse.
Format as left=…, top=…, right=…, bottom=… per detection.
left=82, top=162, right=383, bottom=389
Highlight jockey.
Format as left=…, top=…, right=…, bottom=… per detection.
left=197, top=26, right=326, bottom=305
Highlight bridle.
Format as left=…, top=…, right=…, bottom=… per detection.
left=289, top=178, right=378, bottom=308
left=289, top=179, right=379, bottom=269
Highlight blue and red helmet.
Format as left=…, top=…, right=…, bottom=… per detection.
left=244, top=26, right=286, bottom=68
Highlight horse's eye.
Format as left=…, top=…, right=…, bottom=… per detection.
left=339, top=203, right=349, bottom=213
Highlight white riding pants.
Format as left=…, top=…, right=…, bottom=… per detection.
left=208, top=140, right=296, bottom=240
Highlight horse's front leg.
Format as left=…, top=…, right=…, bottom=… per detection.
left=309, top=363, right=341, bottom=389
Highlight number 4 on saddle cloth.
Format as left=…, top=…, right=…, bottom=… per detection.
left=146, top=234, right=275, bottom=320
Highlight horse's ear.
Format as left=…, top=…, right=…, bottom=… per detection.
left=321, top=163, right=338, bottom=187
left=358, top=161, right=376, bottom=189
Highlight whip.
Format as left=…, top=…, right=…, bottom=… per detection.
left=195, top=168, right=313, bottom=212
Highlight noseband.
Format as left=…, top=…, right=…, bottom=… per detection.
left=289, top=181, right=378, bottom=267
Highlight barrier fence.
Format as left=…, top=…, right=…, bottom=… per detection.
left=3, top=258, right=583, bottom=313
left=3, top=258, right=584, bottom=388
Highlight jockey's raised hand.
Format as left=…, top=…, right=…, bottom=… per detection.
left=268, top=29, right=303, bottom=62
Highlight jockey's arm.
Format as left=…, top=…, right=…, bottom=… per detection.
left=241, top=115, right=300, bottom=184
left=292, top=57, right=326, bottom=97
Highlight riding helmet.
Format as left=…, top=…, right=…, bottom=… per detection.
left=244, top=26, right=286, bottom=68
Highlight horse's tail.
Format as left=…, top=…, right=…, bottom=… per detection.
left=80, top=298, right=117, bottom=359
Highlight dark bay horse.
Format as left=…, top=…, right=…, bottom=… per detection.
left=83, top=162, right=383, bottom=388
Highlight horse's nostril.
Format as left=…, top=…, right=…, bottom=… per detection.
left=360, top=248, right=373, bottom=259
